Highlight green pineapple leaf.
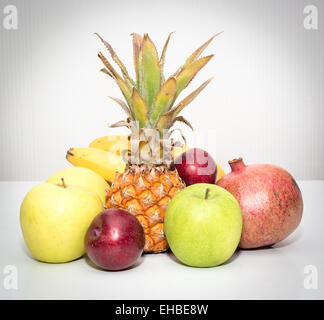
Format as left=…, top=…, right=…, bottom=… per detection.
left=178, top=32, right=222, bottom=74
left=98, top=52, right=133, bottom=111
left=141, top=34, right=161, bottom=114
left=173, top=55, right=213, bottom=104
left=132, top=87, right=149, bottom=128
left=100, top=68, right=113, bottom=78
left=95, top=33, right=136, bottom=89
left=156, top=77, right=213, bottom=131
left=159, top=32, right=174, bottom=83
left=108, top=96, right=132, bottom=118
left=150, top=77, right=177, bottom=126
left=132, top=33, right=143, bottom=89
left=172, top=116, right=194, bottom=131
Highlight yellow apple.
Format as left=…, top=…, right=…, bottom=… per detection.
left=20, top=182, right=103, bottom=263
left=46, top=167, right=109, bottom=204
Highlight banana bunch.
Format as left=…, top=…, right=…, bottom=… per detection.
left=89, top=135, right=130, bottom=155
left=66, top=147, right=125, bottom=183
left=66, top=135, right=187, bottom=183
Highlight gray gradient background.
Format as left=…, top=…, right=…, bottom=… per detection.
left=0, top=0, right=323, bottom=180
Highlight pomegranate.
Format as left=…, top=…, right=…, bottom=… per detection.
left=217, top=158, right=303, bottom=249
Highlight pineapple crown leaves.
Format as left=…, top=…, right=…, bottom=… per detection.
left=96, top=32, right=222, bottom=132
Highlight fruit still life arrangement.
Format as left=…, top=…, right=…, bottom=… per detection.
left=20, top=32, right=303, bottom=271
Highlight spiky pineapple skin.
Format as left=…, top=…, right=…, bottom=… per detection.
left=106, top=165, right=185, bottom=253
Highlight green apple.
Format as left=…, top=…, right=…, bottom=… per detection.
left=165, top=183, right=242, bottom=267
left=20, top=181, right=103, bottom=263
left=47, top=166, right=109, bottom=204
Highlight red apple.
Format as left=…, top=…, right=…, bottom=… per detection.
left=173, top=148, right=217, bottom=186
left=85, top=209, right=145, bottom=270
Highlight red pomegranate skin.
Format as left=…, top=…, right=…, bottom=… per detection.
left=217, top=158, right=303, bottom=249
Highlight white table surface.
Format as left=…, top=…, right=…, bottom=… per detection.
left=0, top=181, right=323, bottom=300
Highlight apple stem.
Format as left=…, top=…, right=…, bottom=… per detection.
left=61, top=178, right=67, bottom=188
left=204, top=188, right=210, bottom=200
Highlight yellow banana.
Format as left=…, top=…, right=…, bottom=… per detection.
left=66, top=147, right=126, bottom=183
left=171, top=145, right=187, bottom=160
left=216, top=164, right=226, bottom=181
left=87, top=135, right=226, bottom=181
left=89, top=135, right=130, bottom=155
left=90, top=135, right=187, bottom=159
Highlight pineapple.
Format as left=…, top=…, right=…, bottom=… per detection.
left=96, top=32, right=219, bottom=253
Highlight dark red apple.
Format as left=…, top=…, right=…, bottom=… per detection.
left=173, top=148, right=217, bottom=186
left=85, top=209, right=145, bottom=271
